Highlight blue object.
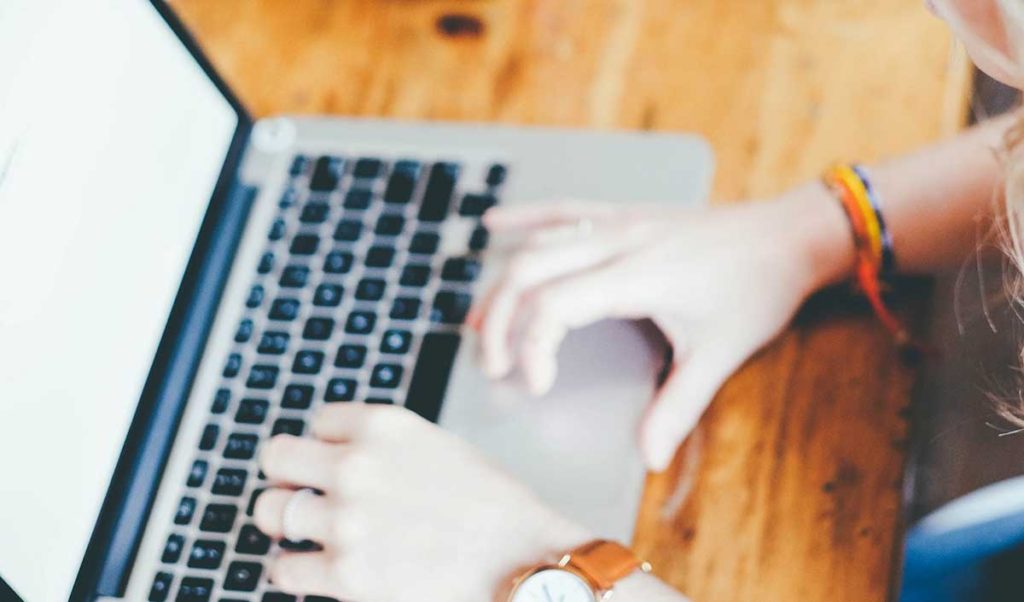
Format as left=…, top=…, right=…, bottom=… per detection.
left=901, top=476, right=1024, bottom=601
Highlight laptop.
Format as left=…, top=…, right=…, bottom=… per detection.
left=0, top=1, right=712, bottom=601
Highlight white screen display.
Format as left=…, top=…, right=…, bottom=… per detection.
left=0, top=1, right=239, bottom=600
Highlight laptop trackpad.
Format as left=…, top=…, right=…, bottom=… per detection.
left=439, top=319, right=666, bottom=542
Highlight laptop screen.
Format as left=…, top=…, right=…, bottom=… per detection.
left=0, top=1, right=239, bottom=600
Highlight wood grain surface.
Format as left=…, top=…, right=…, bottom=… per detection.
left=169, top=1, right=972, bottom=600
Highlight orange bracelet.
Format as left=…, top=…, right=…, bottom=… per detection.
left=822, top=166, right=912, bottom=347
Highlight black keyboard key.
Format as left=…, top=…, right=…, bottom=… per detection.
left=323, top=249, right=354, bottom=274
left=290, top=233, right=320, bottom=255
left=272, top=418, right=305, bottom=437
left=300, top=202, right=330, bottom=224
left=246, top=488, right=265, bottom=517
left=245, top=285, right=265, bottom=309
left=432, top=291, right=472, bottom=324
left=280, top=265, right=310, bottom=288
left=313, top=283, right=344, bottom=307
left=279, top=188, right=298, bottom=209
left=353, top=157, right=385, bottom=179
left=365, top=245, right=395, bottom=268
left=292, top=350, right=324, bottom=375
left=406, top=332, right=461, bottom=422
left=459, top=192, right=497, bottom=217
left=343, top=187, right=373, bottom=210
left=223, top=353, right=242, bottom=378
left=303, top=317, right=335, bottom=341
left=305, top=597, right=341, bottom=602
left=390, top=297, right=421, bottom=321
left=381, top=329, right=413, bottom=354
left=199, top=424, right=219, bottom=451
left=486, top=163, right=507, bottom=187
left=269, top=298, right=300, bottom=321
left=234, top=319, right=254, bottom=343
left=419, top=162, right=459, bottom=222
left=469, top=225, right=490, bottom=251
left=224, top=561, right=263, bottom=592
left=325, top=378, right=357, bottom=402
left=257, top=331, right=290, bottom=355
left=279, top=539, right=320, bottom=552
left=282, top=384, right=314, bottom=409
left=441, top=257, right=481, bottom=283
left=224, top=433, right=259, bottom=460
left=211, top=388, right=231, bottom=414
left=268, top=218, right=286, bottom=241
left=335, top=344, right=367, bottom=368
left=408, top=231, right=440, bottom=255
left=236, top=524, right=271, bottom=555
left=199, top=503, right=238, bottom=533
left=366, top=397, right=393, bottom=405
left=263, top=593, right=298, bottom=602
left=257, top=251, right=275, bottom=275
left=176, top=577, right=213, bottom=602
left=246, top=365, right=279, bottom=389
left=174, top=497, right=197, bottom=525
left=399, top=264, right=431, bottom=287
left=384, top=160, right=420, bottom=204
left=235, top=399, right=269, bottom=425
left=370, top=364, right=403, bottom=389
left=345, top=311, right=376, bottom=335
left=162, top=534, right=186, bottom=563
left=375, top=214, right=405, bottom=236
left=333, top=219, right=363, bottom=242
left=187, top=540, right=227, bottom=570
left=310, top=156, right=344, bottom=192
left=149, top=572, right=173, bottom=602
left=212, top=468, right=248, bottom=496
left=355, top=278, right=386, bottom=301
left=186, top=460, right=208, bottom=488
left=289, top=155, right=309, bottom=177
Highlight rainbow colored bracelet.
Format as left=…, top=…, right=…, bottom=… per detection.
left=822, top=164, right=909, bottom=346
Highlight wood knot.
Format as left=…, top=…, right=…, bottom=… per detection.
left=436, top=13, right=485, bottom=38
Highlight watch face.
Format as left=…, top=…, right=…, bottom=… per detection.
left=511, top=569, right=597, bottom=602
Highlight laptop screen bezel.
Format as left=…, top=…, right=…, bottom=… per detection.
left=33, top=1, right=257, bottom=600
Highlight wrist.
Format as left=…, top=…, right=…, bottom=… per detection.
left=772, top=182, right=857, bottom=296
left=492, top=507, right=593, bottom=601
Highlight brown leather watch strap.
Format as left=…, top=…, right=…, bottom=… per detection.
left=567, top=540, right=646, bottom=591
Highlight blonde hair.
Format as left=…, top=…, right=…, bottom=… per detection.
left=936, top=0, right=1024, bottom=426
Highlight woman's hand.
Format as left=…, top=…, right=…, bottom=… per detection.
left=469, top=187, right=852, bottom=471
left=254, top=404, right=592, bottom=602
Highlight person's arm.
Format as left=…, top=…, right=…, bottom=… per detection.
left=470, top=113, right=1014, bottom=471
left=794, top=112, right=1011, bottom=290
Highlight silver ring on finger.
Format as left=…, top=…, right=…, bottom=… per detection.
left=282, top=488, right=318, bottom=543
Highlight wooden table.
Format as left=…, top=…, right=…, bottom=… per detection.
left=171, top=1, right=972, bottom=599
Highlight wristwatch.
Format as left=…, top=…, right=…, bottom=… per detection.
left=508, top=540, right=651, bottom=602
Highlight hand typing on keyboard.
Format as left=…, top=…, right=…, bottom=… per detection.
left=253, top=404, right=592, bottom=602
left=469, top=192, right=840, bottom=472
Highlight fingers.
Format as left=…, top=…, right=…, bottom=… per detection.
left=253, top=488, right=333, bottom=542
left=260, top=435, right=341, bottom=491
left=474, top=238, right=624, bottom=378
left=516, top=263, right=642, bottom=394
left=268, top=552, right=339, bottom=598
left=482, top=200, right=613, bottom=232
left=310, top=402, right=418, bottom=442
left=639, top=344, right=744, bottom=472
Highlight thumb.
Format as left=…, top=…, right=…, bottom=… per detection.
left=639, top=344, right=742, bottom=472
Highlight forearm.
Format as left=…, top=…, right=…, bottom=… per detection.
left=613, top=572, right=693, bottom=602
left=782, top=113, right=1013, bottom=292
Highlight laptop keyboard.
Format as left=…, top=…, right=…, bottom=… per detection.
left=146, top=153, right=504, bottom=602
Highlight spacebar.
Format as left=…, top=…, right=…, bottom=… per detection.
left=404, top=332, right=462, bottom=423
